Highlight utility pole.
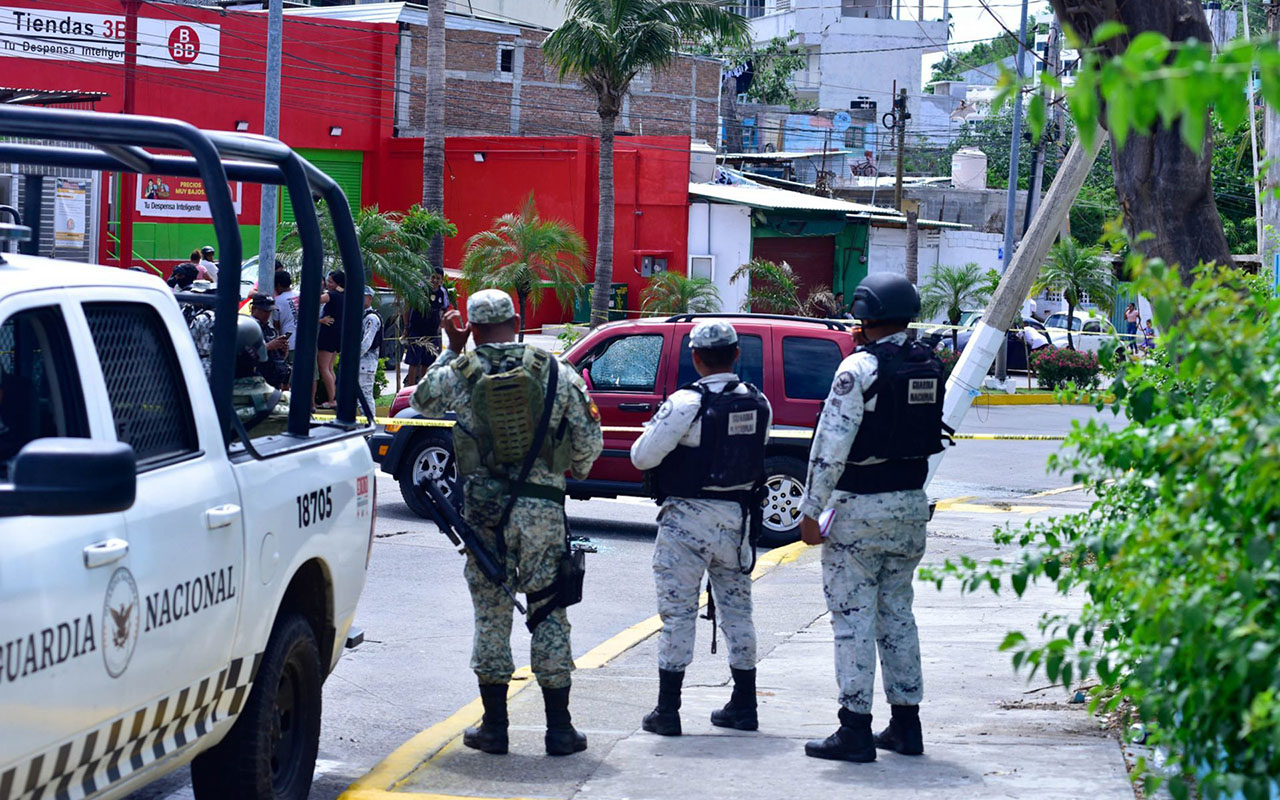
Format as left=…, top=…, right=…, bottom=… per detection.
left=889, top=85, right=909, bottom=211
left=994, top=0, right=1030, bottom=386
left=1023, top=20, right=1059, bottom=233
left=118, top=0, right=140, bottom=270
left=1243, top=0, right=1264, bottom=254
left=905, top=200, right=919, bottom=284
left=258, top=0, right=283, bottom=290
left=1267, top=0, right=1280, bottom=270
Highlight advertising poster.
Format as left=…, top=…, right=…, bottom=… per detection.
left=53, top=178, right=88, bottom=249
left=137, top=175, right=242, bottom=219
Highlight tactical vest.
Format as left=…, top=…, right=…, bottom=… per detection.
left=451, top=346, right=572, bottom=477
left=846, top=339, right=946, bottom=465
left=654, top=381, right=769, bottom=501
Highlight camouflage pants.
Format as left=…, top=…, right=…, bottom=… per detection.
left=821, top=489, right=928, bottom=714
left=463, top=487, right=573, bottom=689
left=653, top=498, right=757, bottom=672
left=359, top=370, right=376, bottom=417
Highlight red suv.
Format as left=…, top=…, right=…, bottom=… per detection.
left=368, top=313, right=857, bottom=543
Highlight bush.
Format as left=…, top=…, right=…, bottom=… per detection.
left=925, top=262, right=1280, bottom=799
left=1030, top=347, right=1100, bottom=390
left=936, top=346, right=959, bottom=380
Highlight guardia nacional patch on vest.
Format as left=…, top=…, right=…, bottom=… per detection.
left=907, top=377, right=938, bottom=405
left=727, top=410, right=757, bottom=435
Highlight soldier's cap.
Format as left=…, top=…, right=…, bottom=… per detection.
left=250, top=293, right=275, bottom=309
left=200, top=245, right=215, bottom=254
left=467, top=289, right=516, bottom=325
left=363, top=285, right=376, bottom=297
left=689, top=320, right=739, bottom=349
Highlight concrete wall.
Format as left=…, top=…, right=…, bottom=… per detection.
left=867, top=227, right=1003, bottom=295
left=688, top=202, right=753, bottom=315
left=841, top=186, right=1028, bottom=234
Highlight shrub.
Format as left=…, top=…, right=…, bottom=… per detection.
left=1030, top=347, right=1100, bottom=390
left=936, top=346, right=959, bottom=380
left=925, top=262, right=1280, bottom=799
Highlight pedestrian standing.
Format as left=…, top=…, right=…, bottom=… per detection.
left=410, top=289, right=603, bottom=757
left=630, top=320, right=772, bottom=737
left=359, top=286, right=382, bottom=415
left=316, top=270, right=345, bottom=410
left=404, top=267, right=451, bottom=386
left=1124, top=303, right=1140, bottom=353
left=199, top=245, right=219, bottom=283
left=798, top=272, right=946, bottom=763
left=273, top=269, right=299, bottom=368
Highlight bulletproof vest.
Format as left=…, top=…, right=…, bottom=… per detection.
left=363, top=307, right=383, bottom=355
left=654, top=381, right=768, bottom=499
left=846, top=340, right=946, bottom=464
left=451, top=345, right=572, bottom=477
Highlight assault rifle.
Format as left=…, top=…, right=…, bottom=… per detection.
left=419, top=477, right=525, bottom=614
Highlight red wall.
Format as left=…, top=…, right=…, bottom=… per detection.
left=426, top=135, right=691, bottom=329
left=0, top=1, right=404, bottom=264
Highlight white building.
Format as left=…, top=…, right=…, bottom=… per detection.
left=746, top=0, right=947, bottom=130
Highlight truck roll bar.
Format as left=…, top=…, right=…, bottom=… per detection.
left=0, top=105, right=370, bottom=453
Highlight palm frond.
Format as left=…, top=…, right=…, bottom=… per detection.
left=730, top=258, right=802, bottom=314
left=640, top=271, right=721, bottom=314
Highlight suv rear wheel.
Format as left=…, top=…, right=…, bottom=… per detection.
left=399, top=432, right=459, bottom=519
left=191, top=613, right=321, bottom=800
left=760, top=455, right=807, bottom=545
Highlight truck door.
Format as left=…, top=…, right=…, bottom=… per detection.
left=0, top=298, right=128, bottom=795
left=577, top=331, right=671, bottom=483
left=78, top=299, right=246, bottom=758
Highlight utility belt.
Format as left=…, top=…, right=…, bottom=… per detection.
left=492, top=478, right=585, bottom=634
left=662, top=488, right=754, bottom=505
left=836, top=459, right=928, bottom=495
left=510, top=481, right=566, bottom=504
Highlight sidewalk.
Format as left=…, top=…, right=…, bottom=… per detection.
left=348, top=495, right=1133, bottom=800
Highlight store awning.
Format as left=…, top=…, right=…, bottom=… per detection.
left=0, top=87, right=108, bottom=106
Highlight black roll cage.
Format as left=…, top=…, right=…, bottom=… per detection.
left=0, top=105, right=372, bottom=458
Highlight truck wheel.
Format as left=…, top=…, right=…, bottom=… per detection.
left=760, top=455, right=807, bottom=545
left=398, top=432, right=459, bottom=519
left=191, top=613, right=322, bottom=800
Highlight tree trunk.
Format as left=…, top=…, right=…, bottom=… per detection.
left=591, top=113, right=617, bottom=327
left=1047, top=0, right=1234, bottom=284
left=423, top=0, right=446, bottom=273
left=517, top=291, right=527, bottom=343
left=1066, top=299, right=1075, bottom=350
left=722, top=77, right=743, bottom=153
left=905, top=210, right=919, bottom=284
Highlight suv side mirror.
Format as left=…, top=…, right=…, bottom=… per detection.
left=1, top=439, right=137, bottom=517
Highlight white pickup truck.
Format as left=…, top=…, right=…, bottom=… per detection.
left=0, top=108, right=376, bottom=800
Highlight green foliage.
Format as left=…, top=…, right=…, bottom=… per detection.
left=557, top=325, right=584, bottom=350
left=544, top=0, right=750, bottom=119
left=640, top=270, right=722, bottom=314
left=374, top=357, right=389, bottom=400
left=731, top=258, right=801, bottom=314
left=1209, top=110, right=1260, bottom=255
left=925, top=261, right=1280, bottom=799
left=919, top=263, right=995, bottom=350
left=279, top=203, right=454, bottom=313
left=696, top=31, right=808, bottom=108
left=461, top=193, right=588, bottom=341
left=928, top=19, right=1048, bottom=86
left=1033, top=239, right=1115, bottom=350
left=1029, top=347, right=1099, bottom=390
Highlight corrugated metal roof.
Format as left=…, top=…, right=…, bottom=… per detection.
left=284, top=2, right=522, bottom=33
left=718, top=150, right=851, bottom=161
left=689, top=182, right=884, bottom=214
left=850, top=213, right=971, bottom=230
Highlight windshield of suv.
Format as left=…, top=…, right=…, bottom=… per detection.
left=1045, top=313, right=1082, bottom=331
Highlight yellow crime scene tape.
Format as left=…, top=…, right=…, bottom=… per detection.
left=314, top=414, right=1066, bottom=441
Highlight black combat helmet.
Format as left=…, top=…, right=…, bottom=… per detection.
left=235, top=316, right=267, bottom=378
left=851, top=273, right=921, bottom=322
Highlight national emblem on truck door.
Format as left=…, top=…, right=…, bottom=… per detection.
left=102, top=566, right=140, bottom=678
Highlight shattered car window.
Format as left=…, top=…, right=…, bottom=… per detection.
left=590, top=335, right=663, bottom=392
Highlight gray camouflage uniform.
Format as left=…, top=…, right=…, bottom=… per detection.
left=412, top=342, right=602, bottom=689
left=631, top=372, right=772, bottom=672
left=800, top=331, right=928, bottom=715
left=358, top=308, right=381, bottom=414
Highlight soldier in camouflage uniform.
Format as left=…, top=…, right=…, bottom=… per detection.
left=630, top=321, right=771, bottom=737
left=800, top=273, right=938, bottom=763
left=411, top=289, right=602, bottom=757
left=231, top=317, right=290, bottom=436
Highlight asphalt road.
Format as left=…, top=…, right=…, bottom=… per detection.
left=128, top=403, right=1121, bottom=800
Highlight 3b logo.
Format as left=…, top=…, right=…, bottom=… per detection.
left=168, top=25, right=200, bottom=65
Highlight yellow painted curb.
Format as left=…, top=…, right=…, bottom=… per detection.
left=974, top=393, right=1115, bottom=406
left=340, top=540, right=811, bottom=798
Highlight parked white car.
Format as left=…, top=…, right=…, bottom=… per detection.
left=1043, top=310, right=1119, bottom=353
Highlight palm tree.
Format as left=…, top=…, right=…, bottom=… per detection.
left=641, top=270, right=722, bottom=314
left=730, top=258, right=802, bottom=314
left=544, top=0, right=749, bottom=327
left=920, top=263, right=995, bottom=350
left=422, top=0, right=446, bottom=273
left=461, top=193, right=588, bottom=341
left=279, top=203, right=454, bottom=312
left=1033, top=238, right=1115, bottom=350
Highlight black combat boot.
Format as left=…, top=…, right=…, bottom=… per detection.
left=804, top=707, right=876, bottom=762
left=543, top=686, right=588, bottom=756
left=710, top=667, right=758, bottom=731
left=462, top=684, right=509, bottom=754
left=875, top=704, right=924, bottom=755
left=642, top=669, right=684, bottom=736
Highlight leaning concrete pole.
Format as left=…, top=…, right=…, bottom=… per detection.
left=927, top=127, right=1104, bottom=486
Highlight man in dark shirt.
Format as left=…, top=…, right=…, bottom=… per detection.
left=249, top=294, right=292, bottom=389
left=404, top=267, right=451, bottom=386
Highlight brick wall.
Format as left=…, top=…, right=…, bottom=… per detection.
left=400, top=19, right=721, bottom=142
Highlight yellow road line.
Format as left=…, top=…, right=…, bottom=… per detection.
left=340, top=541, right=811, bottom=798
left=1024, top=484, right=1086, bottom=498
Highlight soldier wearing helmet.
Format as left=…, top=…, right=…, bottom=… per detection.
left=799, top=272, right=947, bottom=763
left=630, top=320, right=772, bottom=738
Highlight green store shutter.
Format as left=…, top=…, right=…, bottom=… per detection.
left=281, top=148, right=364, bottom=222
